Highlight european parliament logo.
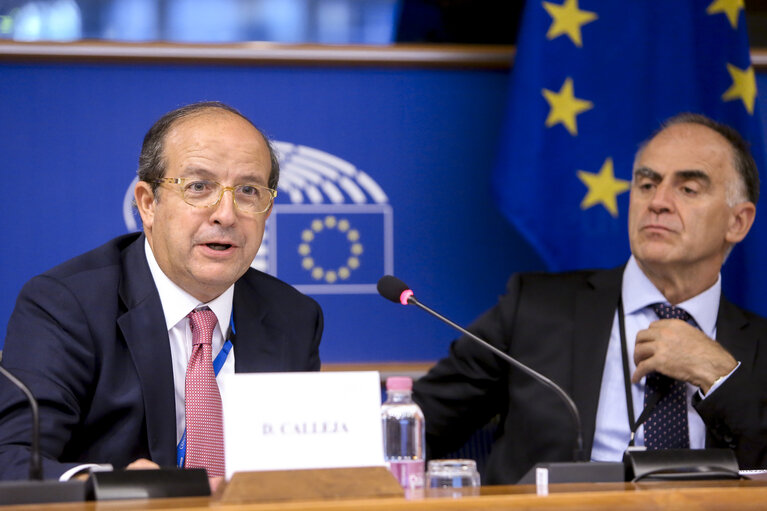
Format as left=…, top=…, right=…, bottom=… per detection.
left=123, top=142, right=393, bottom=295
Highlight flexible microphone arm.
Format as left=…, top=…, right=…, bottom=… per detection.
left=0, top=365, right=43, bottom=480
left=378, top=275, right=585, bottom=462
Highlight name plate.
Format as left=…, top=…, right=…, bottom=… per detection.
left=220, top=371, right=385, bottom=479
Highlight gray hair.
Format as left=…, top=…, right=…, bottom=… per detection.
left=137, top=101, right=280, bottom=195
left=634, top=113, right=759, bottom=206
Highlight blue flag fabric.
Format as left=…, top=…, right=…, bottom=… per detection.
left=493, top=0, right=767, bottom=316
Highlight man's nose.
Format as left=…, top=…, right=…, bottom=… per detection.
left=648, top=183, right=674, bottom=213
left=210, top=188, right=238, bottom=225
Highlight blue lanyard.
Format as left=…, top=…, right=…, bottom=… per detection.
left=176, top=314, right=235, bottom=468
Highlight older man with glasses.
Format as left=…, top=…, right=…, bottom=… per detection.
left=0, top=102, right=323, bottom=485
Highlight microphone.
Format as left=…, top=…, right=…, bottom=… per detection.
left=0, top=364, right=86, bottom=504
left=377, top=275, right=585, bottom=462
left=0, top=365, right=42, bottom=480
left=0, top=364, right=209, bottom=503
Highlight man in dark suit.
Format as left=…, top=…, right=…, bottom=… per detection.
left=413, top=113, right=767, bottom=484
left=0, top=102, right=323, bottom=482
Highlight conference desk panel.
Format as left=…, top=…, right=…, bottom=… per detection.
left=2, top=481, right=767, bottom=511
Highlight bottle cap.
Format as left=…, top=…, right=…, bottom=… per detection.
left=386, top=376, right=413, bottom=391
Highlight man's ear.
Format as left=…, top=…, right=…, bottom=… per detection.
left=725, top=201, right=756, bottom=244
left=134, top=181, right=156, bottom=233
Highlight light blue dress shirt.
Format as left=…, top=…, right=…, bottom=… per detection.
left=590, top=256, right=727, bottom=461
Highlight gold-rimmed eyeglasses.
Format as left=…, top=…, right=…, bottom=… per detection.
left=154, top=177, right=277, bottom=214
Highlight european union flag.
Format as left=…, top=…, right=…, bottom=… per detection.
left=493, top=0, right=767, bottom=315
left=271, top=204, right=393, bottom=294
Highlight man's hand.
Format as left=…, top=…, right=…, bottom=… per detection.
left=127, top=459, right=223, bottom=493
left=209, top=476, right=224, bottom=493
left=633, top=319, right=737, bottom=394
left=126, top=458, right=160, bottom=470
left=72, top=458, right=159, bottom=481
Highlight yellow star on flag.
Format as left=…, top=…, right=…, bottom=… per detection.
left=577, top=158, right=630, bottom=217
left=542, top=0, right=598, bottom=47
left=542, top=77, right=593, bottom=136
left=706, top=0, right=744, bottom=29
left=722, top=63, right=756, bottom=114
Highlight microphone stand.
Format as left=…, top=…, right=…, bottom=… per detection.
left=377, top=275, right=624, bottom=484
left=405, top=294, right=586, bottom=462
left=0, top=364, right=210, bottom=503
left=0, top=365, right=42, bottom=480
left=0, top=364, right=86, bottom=505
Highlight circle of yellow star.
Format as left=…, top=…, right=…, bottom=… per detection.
left=542, top=77, right=594, bottom=136
left=722, top=63, right=756, bottom=114
left=706, top=0, right=744, bottom=29
left=542, top=0, right=598, bottom=47
left=577, top=158, right=630, bottom=217
left=299, top=216, right=361, bottom=282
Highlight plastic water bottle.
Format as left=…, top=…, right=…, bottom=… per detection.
left=381, top=376, right=425, bottom=493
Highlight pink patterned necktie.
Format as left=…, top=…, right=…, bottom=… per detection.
left=185, top=307, right=225, bottom=476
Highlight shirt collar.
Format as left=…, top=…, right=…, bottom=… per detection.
left=144, top=238, right=234, bottom=332
left=621, top=255, right=720, bottom=337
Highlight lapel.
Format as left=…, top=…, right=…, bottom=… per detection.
left=116, top=234, right=177, bottom=466
left=716, top=297, right=757, bottom=374
left=570, top=266, right=624, bottom=456
left=231, top=273, right=289, bottom=372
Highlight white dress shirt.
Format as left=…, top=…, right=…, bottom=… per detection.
left=590, top=256, right=732, bottom=461
left=144, top=239, right=236, bottom=445
left=58, top=240, right=239, bottom=480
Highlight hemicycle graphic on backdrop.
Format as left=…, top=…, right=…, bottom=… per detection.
left=123, top=142, right=393, bottom=294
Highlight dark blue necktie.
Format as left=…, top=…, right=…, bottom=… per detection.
left=643, top=303, right=691, bottom=450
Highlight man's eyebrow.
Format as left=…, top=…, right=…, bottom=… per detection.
left=674, top=169, right=711, bottom=184
left=239, top=173, right=268, bottom=185
left=633, top=167, right=661, bottom=182
left=180, top=167, right=216, bottom=179
left=180, top=168, right=268, bottom=185
left=633, top=167, right=711, bottom=185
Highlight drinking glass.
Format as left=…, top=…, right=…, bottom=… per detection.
left=425, top=459, right=481, bottom=498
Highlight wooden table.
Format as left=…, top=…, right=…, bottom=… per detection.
left=2, top=480, right=767, bottom=511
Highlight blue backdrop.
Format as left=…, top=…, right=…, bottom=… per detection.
left=0, top=59, right=543, bottom=362
left=2, top=59, right=767, bottom=363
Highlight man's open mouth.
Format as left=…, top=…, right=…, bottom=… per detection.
left=206, top=243, right=232, bottom=251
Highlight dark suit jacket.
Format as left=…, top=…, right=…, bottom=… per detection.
left=413, top=267, right=767, bottom=484
left=0, top=233, right=323, bottom=480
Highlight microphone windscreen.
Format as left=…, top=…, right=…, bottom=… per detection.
left=377, top=275, right=410, bottom=303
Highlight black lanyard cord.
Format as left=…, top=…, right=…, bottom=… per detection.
left=617, top=296, right=637, bottom=444
left=618, top=297, right=662, bottom=446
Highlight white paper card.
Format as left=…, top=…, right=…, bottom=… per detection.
left=535, top=467, right=549, bottom=496
left=220, top=371, right=385, bottom=479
